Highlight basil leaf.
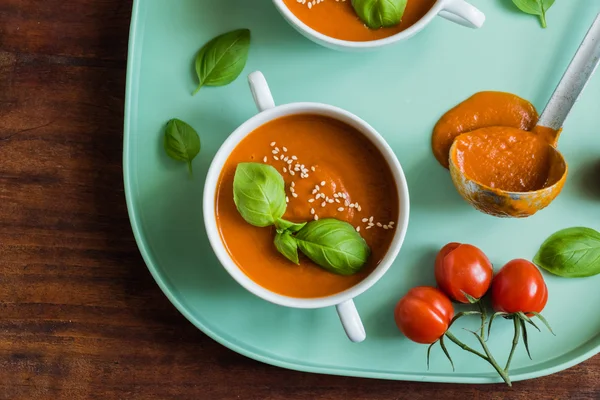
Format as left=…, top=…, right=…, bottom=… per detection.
left=275, top=218, right=307, bottom=234
left=295, top=219, right=371, bottom=275
left=233, top=163, right=286, bottom=227
left=193, top=29, right=250, bottom=95
left=351, top=0, right=407, bottom=29
left=164, top=119, right=201, bottom=176
left=533, top=227, right=600, bottom=278
left=511, top=0, right=555, bottom=28
left=274, top=231, right=300, bottom=265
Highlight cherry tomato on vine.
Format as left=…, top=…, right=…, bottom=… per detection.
left=434, top=242, right=494, bottom=303
left=491, top=259, right=548, bottom=314
left=394, top=286, right=454, bottom=344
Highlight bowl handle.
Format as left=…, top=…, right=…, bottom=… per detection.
left=248, top=71, right=276, bottom=112
left=336, top=299, right=366, bottom=343
left=438, top=0, right=485, bottom=29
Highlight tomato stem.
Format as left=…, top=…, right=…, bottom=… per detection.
left=444, top=331, right=486, bottom=361
left=531, top=312, right=555, bottom=335
left=505, top=317, right=521, bottom=372
left=439, top=336, right=455, bottom=371
left=477, top=301, right=487, bottom=339
left=520, top=319, right=532, bottom=360
left=468, top=331, right=513, bottom=387
left=444, top=331, right=512, bottom=386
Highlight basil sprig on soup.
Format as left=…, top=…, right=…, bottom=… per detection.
left=352, top=0, right=407, bottom=29
left=233, top=162, right=371, bottom=275
left=233, top=163, right=286, bottom=227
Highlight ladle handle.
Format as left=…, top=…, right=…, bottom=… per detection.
left=538, top=12, right=600, bottom=131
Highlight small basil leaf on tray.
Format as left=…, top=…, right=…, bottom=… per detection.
left=193, top=29, right=251, bottom=95
left=275, top=218, right=307, bottom=234
left=295, top=219, right=371, bottom=275
left=511, top=0, right=555, bottom=28
left=351, top=0, right=407, bottom=29
left=233, top=163, right=286, bottom=227
left=274, top=231, right=300, bottom=265
left=533, top=227, right=600, bottom=278
left=164, top=118, right=201, bottom=176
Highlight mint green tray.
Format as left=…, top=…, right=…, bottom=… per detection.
left=124, top=0, right=600, bottom=383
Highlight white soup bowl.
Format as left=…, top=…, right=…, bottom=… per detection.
left=203, top=71, right=410, bottom=342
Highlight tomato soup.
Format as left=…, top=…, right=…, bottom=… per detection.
left=216, top=115, right=399, bottom=298
left=452, top=127, right=559, bottom=192
left=432, top=92, right=539, bottom=168
left=283, top=0, right=436, bottom=42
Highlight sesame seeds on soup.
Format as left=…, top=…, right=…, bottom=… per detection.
left=215, top=115, right=399, bottom=298
left=283, top=0, right=436, bottom=42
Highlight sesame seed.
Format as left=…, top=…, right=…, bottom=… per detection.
left=335, top=199, right=341, bottom=203
left=356, top=226, right=361, bottom=232
left=283, top=167, right=287, bottom=173
left=263, top=156, right=267, bottom=163
left=320, top=181, right=326, bottom=186
left=369, top=216, right=374, bottom=222
left=383, top=225, right=389, bottom=230
left=349, top=204, right=355, bottom=208
left=272, top=150, right=278, bottom=154
left=333, top=193, right=339, bottom=198
left=291, top=182, right=295, bottom=187
left=314, top=185, right=320, bottom=191
left=342, top=193, right=347, bottom=199
left=376, top=222, right=382, bottom=227
left=283, top=147, right=288, bottom=152
left=311, top=208, right=315, bottom=215
left=328, top=199, right=334, bottom=203
left=292, top=156, right=298, bottom=160
left=286, top=196, right=289, bottom=203
left=274, top=156, right=279, bottom=160
left=290, top=187, right=295, bottom=193
left=366, top=225, right=373, bottom=230
left=292, top=193, right=298, bottom=198
left=357, top=205, right=362, bottom=212
left=311, top=166, right=316, bottom=172
left=311, top=189, right=317, bottom=195
left=314, top=215, right=319, bottom=221
left=283, top=156, right=289, bottom=161
left=270, top=142, right=276, bottom=147
left=290, top=171, right=295, bottom=176
left=275, top=147, right=279, bottom=151
left=321, top=201, right=326, bottom=207
left=362, top=218, right=368, bottom=222
left=338, top=207, right=344, bottom=212
left=389, top=221, right=395, bottom=226
left=308, top=199, right=315, bottom=203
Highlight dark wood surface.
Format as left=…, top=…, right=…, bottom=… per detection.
left=1, top=1, right=598, bottom=399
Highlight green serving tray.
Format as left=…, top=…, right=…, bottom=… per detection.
left=124, top=0, right=600, bottom=383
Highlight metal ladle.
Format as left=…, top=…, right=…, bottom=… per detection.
left=449, top=12, right=600, bottom=218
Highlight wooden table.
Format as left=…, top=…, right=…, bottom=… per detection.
left=1, top=1, right=598, bottom=398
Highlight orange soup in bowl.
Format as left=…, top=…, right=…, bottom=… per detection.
left=282, top=0, right=436, bottom=42
left=215, top=114, right=400, bottom=298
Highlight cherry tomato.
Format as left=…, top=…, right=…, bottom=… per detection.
left=491, top=259, right=548, bottom=314
left=434, top=242, right=494, bottom=303
left=394, top=286, right=454, bottom=344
